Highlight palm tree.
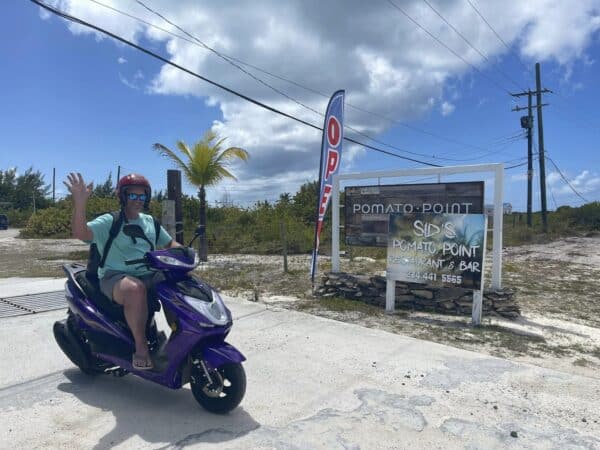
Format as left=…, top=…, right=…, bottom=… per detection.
left=153, top=131, right=249, bottom=261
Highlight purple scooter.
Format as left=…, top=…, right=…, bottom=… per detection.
left=53, top=224, right=246, bottom=414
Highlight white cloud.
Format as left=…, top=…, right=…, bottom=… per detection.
left=440, top=101, right=455, bottom=116
left=117, top=57, right=127, bottom=64
left=38, top=7, right=51, bottom=20
left=40, top=0, right=600, bottom=202
left=547, top=169, right=600, bottom=197
left=517, top=0, right=600, bottom=65
left=118, top=73, right=139, bottom=90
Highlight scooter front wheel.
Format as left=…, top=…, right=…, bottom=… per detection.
left=190, top=363, right=246, bottom=414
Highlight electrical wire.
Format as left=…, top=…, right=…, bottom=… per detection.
left=532, top=137, right=590, bottom=204
left=88, top=0, right=532, bottom=161
left=505, top=159, right=531, bottom=170
left=464, top=0, right=532, bottom=75
left=545, top=154, right=590, bottom=203
left=387, top=0, right=512, bottom=95
left=129, top=0, right=498, bottom=163
left=31, top=0, right=443, bottom=167
left=133, top=0, right=324, bottom=120
left=420, top=0, right=525, bottom=91
left=88, top=0, right=505, bottom=153
left=549, top=185, right=558, bottom=210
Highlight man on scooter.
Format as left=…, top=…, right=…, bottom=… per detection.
left=64, top=172, right=181, bottom=370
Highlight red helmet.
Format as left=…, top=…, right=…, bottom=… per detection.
left=117, top=173, right=151, bottom=208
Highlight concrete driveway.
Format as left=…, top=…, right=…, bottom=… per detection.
left=1, top=287, right=599, bottom=449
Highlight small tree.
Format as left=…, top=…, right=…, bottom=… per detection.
left=153, top=131, right=249, bottom=261
left=93, top=172, right=114, bottom=198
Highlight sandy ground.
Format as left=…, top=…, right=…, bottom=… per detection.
left=1, top=229, right=599, bottom=380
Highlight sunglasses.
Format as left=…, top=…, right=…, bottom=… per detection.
left=127, top=193, right=148, bottom=202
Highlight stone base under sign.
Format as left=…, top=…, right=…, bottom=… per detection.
left=316, top=272, right=520, bottom=319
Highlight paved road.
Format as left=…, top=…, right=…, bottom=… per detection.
left=1, top=288, right=599, bottom=449
left=0, top=228, right=19, bottom=240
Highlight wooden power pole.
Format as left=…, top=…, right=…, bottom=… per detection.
left=535, top=63, right=549, bottom=233
left=167, top=169, right=184, bottom=244
left=511, top=62, right=551, bottom=231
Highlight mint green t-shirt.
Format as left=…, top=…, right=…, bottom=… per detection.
left=87, top=213, right=173, bottom=279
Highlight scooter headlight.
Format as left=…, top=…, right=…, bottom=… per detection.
left=183, top=290, right=229, bottom=326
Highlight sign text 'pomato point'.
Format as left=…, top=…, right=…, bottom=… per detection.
left=345, top=181, right=483, bottom=247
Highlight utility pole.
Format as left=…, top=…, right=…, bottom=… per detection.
left=511, top=63, right=551, bottom=231
left=535, top=63, right=549, bottom=233
left=167, top=170, right=184, bottom=245
left=52, top=167, right=56, bottom=203
left=117, top=165, right=121, bottom=181
left=526, top=93, right=533, bottom=227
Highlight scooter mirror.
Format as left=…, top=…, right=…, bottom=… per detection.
left=123, top=224, right=146, bottom=239
left=187, top=226, right=204, bottom=247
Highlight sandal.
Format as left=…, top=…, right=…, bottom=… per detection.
left=132, top=353, right=154, bottom=370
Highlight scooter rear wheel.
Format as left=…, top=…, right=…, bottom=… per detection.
left=53, top=319, right=99, bottom=375
left=190, top=363, right=246, bottom=414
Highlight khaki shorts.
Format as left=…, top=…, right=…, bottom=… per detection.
left=99, top=270, right=162, bottom=301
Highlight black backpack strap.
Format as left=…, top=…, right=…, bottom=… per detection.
left=99, top=210, right=125, bottom=268
left=153, top=216, right=161, bottom=245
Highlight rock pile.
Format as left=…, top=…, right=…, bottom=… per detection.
left=316, top=272, right=520, bottom=319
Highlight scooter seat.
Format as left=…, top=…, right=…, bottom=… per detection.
left=70, top=268, right=161, bottom=323
left=75, top=271, right=127, bottom=322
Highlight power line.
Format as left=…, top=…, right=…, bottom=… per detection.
left=464, top=0, right=532, bottom=76
left=505, top=156, right=536, bottom=170
left=549, top=185, right=558, bottom=210
left=91, top=0, right=535, bottom=161
left=115, top=0, right=500, bottom=163
left=532, top=137, right=589, bottom=203
left=420, top=0, right=525, bottom=91
left=132, top=0, right=324, bottom=120
left=32, top=0, right=443, bottom=168
left=545, top=154, right=589, bottom=203
left=387, top=0, right=512, bottom=95
left=87, top=0, right=504, bottom=153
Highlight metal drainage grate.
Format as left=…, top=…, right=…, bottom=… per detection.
left=0, top=291, right=66, bottom=318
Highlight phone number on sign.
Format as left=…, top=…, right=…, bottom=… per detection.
left=406, top=272, right=463, bottom=284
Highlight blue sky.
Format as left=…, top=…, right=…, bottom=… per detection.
left=2, top=0, right=599, bottom=210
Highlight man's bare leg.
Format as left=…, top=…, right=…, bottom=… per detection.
left=112, top=277, right=150, bottom=362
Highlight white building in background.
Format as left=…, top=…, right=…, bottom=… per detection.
left=485, top=202, right=512, bottom=215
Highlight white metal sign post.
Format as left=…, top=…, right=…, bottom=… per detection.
left=472, top=216, right=488, bottom=325
left=331, top=163, right=504, bottom=289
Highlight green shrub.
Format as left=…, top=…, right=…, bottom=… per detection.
left=568, top=202, right=600, bottom=229
left=3, top=209, right=33, bottom=227
left=21, top=207, right=71, bottom=238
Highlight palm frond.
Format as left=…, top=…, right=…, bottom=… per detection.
left=216, top=166, right=237, bottom=181
left=176, top=141, right=193, bottom=161
left=154, top=131, right=249, bottom=190
left=213, top=137, right=228, bottom=153
left=216, top=147, right=250, bottom=163
left=152, top=143, right=193, bottom=179
left=203, top=129, right=218, bottom=145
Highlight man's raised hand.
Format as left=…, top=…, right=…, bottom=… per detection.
left=63, top=172, right=93, bottom=205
